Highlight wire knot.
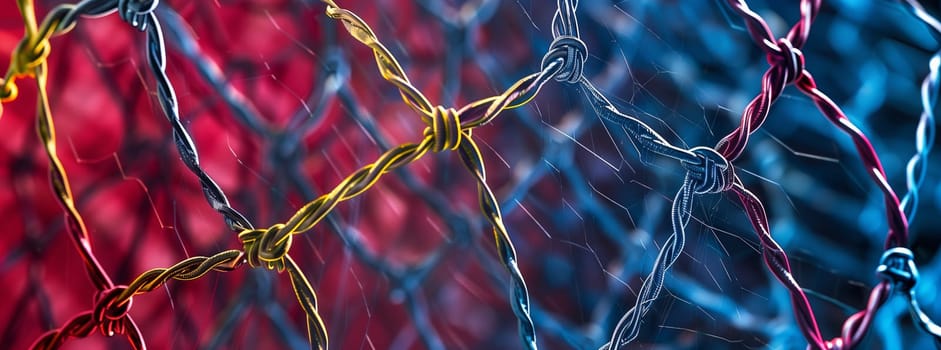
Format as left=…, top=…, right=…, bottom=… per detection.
left=687, top=147, right=735, bottom=194
left=541, top=35, right=587, bottom=83
left=425, top=106, right=464, bottom=152
left=12, top=37, right=52, bottom=76
left=767, top=38, right=804, bottom=84
left=92, top=286, right=132, bottom=337
left=240, top=224, right=293, bottom=272
left=118, top=0, right=158, bottom=31
left=877, top=247, right=918, bottom=292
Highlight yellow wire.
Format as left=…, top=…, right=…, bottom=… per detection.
left=235, top=2, right=553, bottom=348
left=2, top=2, right=79, bottom=111
left=9, top=1, right=553, bottom=349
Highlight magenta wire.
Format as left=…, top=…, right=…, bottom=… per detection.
left=720, top=0, right=912, bottom=348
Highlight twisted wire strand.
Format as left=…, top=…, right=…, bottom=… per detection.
left=721, top=0, right=909, bottom=249
left=583, top=88, right=778, bottom=349
left=0, top=0, right=116, bottom=111
left=600, top=180, right=692, bottom=349
left=32, top=250, right=245, bottom=350
left=547, top=0, right=867, bottom=347
left=0, top=1, right=145, bottom=348
left=795, top=72, right=909, bottom=249
left=895, top=0, right=941, bottom=344
left=139, top=8, right=253, bottom=232
left=6, top=0, right=115, bottom=293
left=30, top=60, right=152, bottom=346
left=715, top=0, right=820, bottom=162
left=899, top=0, right=941, bottom=224
left=793, top=72, right=913, bottom=345
left=272, top=1, right=604, bottom=347
left=730, top=183, right=828, bottom=348
left=457, top=134, right=539, bottom=348
left=237, top=63, right=558, bottom=350
left=720, top=0, right=922, bottom=348
left=542, top=1, right=753, bottom=347
left=1, top=2, right=251, bottom=349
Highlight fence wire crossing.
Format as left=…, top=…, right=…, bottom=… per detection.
left=1, top=0, right=940, bottom=349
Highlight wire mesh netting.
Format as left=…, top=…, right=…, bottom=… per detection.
left=1, top=0, right=940, bottom=349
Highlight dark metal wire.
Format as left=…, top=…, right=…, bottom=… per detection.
left=140, top=7, right=254, bottom=232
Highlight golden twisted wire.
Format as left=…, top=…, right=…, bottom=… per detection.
left=32, top=251, right=245, bottom=349
left=6, top=0, right=559, bottom=349
left=229, top=2, right=555, bottom=348
left=1, top=0, right=85, bottom=109
left=0, top=0, right=141, bottom=348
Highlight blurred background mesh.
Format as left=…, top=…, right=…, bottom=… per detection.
left=1, top=0, right=940, bottom=349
